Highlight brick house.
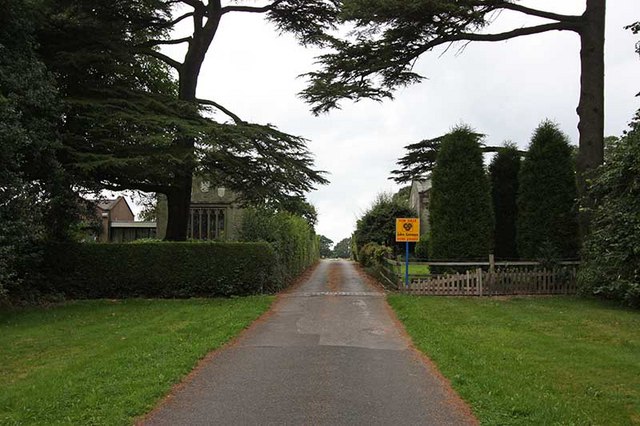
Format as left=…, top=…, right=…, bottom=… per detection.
left=95, top=197, right=156, bottom=242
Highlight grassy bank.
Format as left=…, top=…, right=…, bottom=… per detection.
left=0, top=297, right=273, bottom=425
left=387, top=296, right=640, bottom=425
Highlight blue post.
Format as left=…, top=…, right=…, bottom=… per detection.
left=405, top=241, right=409, bottom=288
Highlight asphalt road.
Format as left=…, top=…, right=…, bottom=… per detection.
left=142, top=259, right=476, bottom=425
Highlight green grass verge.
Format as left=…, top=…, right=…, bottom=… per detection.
left=387, top=296, right=640, bottom=425
left=0, top=297, right=273, bottom=425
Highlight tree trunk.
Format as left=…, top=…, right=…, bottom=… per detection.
left=576, top=0, right=605, bottom=242
left=164, top=182, right=192, bottom=241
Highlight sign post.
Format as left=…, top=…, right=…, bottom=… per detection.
left=395, top=218, right=420, bottom=288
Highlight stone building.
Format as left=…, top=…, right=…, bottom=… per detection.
left=156, top=176, right=244, bottom=241
left=410, top=178, right=432, bottom=236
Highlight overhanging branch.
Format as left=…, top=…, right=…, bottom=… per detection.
left=140, top=49, right=183, bottom=71
left=418, top=21, right=580, bottom=55
left=493, top=2, right=582, bottom=22
left=196, top=98, right=244, bottom=124
left=221, top=0, right=286, bottom=15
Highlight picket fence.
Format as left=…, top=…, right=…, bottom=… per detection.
left=385, top=259, right=578, bottom=296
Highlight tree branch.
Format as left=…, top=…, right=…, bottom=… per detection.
left=196, top=98, right=244, bottom=124
left=418, top=21, right=580, bottom=55
left=137, top=37, right=192, bottom=48
left=494, top=2, right=583, bottom=23
left=177, top=0, right=205, bottom=11
left=140, top=49, right=183, bottom=71
left=220, top=0, right=286, bottom=15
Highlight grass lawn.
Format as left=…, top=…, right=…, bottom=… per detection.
left=391, top=263, right=430, bottom=276
left=387, top=296, right=640, bottom=425
left=0, top=297, right=273, bottom=425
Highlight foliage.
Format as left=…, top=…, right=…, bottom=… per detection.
left=578, top=111, right=640, bottom=307
left=301, top=1, right=588, bottom=114
left=354, top=192, right=416, bottom=255
left=0, top=298, right=273, bottom=425
left=489, top=143, right=521, bottom=259
left=429, top=126, right=493, bottom=260
left=389, top=134, right=522, bottom=184
left=318, top=235, right=334, bottom=258
left=0, top=0, right=88, bottom=301
left=517, top=121, right=579, bottom=259
left=358, top=242, right=392, bottom=268
left=34, top=242, right=278, bottom=299
left=240, top=208, right=319, bottom=285
left=332, top=237, right=352, bottom=259
left=389, top=295, right=640, bottom=425
left=414, top=239, right=429, bottom=260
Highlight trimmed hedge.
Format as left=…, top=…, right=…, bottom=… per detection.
left=239, top=208, right=319, bottom=285
left=36, top=242, right=279, bottom=299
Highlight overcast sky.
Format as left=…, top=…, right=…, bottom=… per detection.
left=153, top=0, right=639, bottom=245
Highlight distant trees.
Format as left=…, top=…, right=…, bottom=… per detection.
left=319, top=235, right=334, bottom=258
left=332, top=237, right=352, bottom=259
left=517, top=121, right=579, bottom=259
left=429, top=126, right=493, bottom=260
left=489, top=144, right=521, bottom=259
left=579, top=110, right=640, bottom=307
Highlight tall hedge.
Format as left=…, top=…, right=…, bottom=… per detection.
left=517, top=121, right=579, bottom=259
left=578, top=111, right=640, bottom=307
left=240, top=208, right=319, bottom=285
left=489, top=144, right=521, bottom=259
left=35, top=242, right=278, bottom=299
left=429, top=126, right=493, bottom=260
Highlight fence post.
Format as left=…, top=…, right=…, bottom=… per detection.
left=477, top=268, right=483, bottom=296
left=489, top=254, right=495, bottom=273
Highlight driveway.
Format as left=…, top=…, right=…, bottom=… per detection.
left=142, top=259, right=476, bottom=425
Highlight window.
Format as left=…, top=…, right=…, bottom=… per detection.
left=188, top=205, right=227, bottom=240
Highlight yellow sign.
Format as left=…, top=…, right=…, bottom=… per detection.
left=396, top=218, right=420, bottom=242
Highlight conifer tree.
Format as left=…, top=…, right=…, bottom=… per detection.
left=517, top=121, right=579, bottom=259
left=429, top=126, right=493, bottom=260
left=489, top=144, right=521, bottom=259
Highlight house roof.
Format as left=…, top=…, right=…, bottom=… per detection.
left=97, top=199, right=119, bottom=210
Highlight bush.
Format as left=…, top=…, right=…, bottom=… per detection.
left=578, top=111, right=640, bottom=308
left=358, top=242, right=392, bottom=267
left=240, top=208, right=319, bottom=285
left=489, top=144, right=521, bottom=259
left=414, top=239, right=429, bottom=260
left=517, top=121, right=579, bottom=259
left=429, top=126, right=493, bottom=260
left=34, top=242, right=278, bottom=299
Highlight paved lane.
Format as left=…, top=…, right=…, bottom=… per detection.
left=142, top=259, right=476, bottom=425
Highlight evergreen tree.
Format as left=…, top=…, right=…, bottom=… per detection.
left=489, top=144, right=521, bottom=259
left=517, top=121, right=579, bottom=259
left=429, top=126, right=493, bottom=260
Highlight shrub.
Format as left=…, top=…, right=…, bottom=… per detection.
left=358, top=242, right=392, bottom=267
left=489, top=144, right=521, bottom=259
left=578, top=111, right=640, bottom=308
left=414, top=239, right=429, bottom=260
left=429, top=126, right=493, bottom=260
left=34, top=242, right=278, bottom=299
left=517, top=121, right=579, bottom=259
left=240, top=208, right=319, bottom=285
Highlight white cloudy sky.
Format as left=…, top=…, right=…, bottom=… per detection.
left=151, top=0, right=639, bottom=245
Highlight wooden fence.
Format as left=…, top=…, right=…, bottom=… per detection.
left=384, top=259, right=579, bottom=296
